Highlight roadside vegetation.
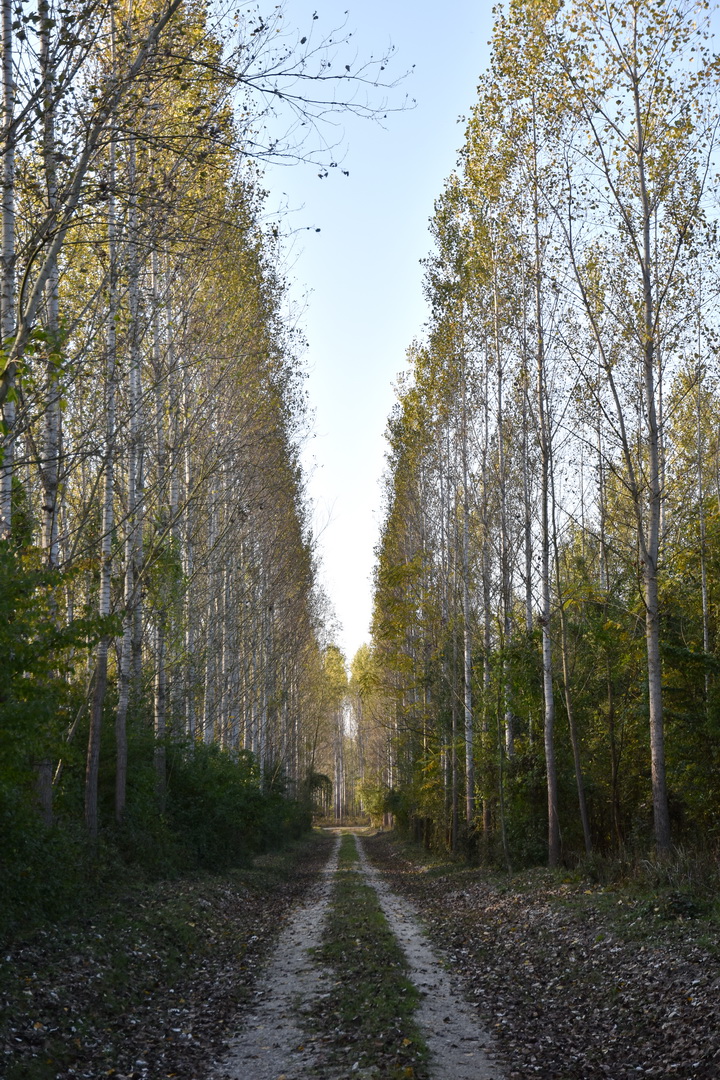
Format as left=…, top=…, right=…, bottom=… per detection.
left=0, top=831, right=334, bottom=1080
left=366, top=832, right=720, bottom=1079
left=1, top=740, right=312, bottom=941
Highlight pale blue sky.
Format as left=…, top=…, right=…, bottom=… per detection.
left=264, top=1, right=494, bottom=662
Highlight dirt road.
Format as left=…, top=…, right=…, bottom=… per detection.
left=213, top=831, right=503, bottom=1080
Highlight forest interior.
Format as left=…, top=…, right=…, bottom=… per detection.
left=3, top=0, right=720, bottom=1078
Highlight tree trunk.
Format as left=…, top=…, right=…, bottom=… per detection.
left=86, top=26, right=118, bottom=836
left=115, top=129, right=141, bottom=825
left=38, top=0, right=61, bottom=568
left=493, top=256, right=513, bottom=759
left=151, top=247, right=167, bottom=798
left=181, top=358, right=196, bottom=739
left=633, top=61, right=670, bottom=853
left=532, top=104, right=560, bottom=867
left=86, top=643, right=108, bottom=837
left=0, top=0, right=15, bottom=536
left=461, top=373, right=474, bottom=826
left=552, top=483, right=592, bottom=856
left=697, top=369, right=710, bottom=703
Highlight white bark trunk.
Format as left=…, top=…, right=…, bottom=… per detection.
left=0, top=0, right=15, bottom=536
left=493, top=259, right=513, bottom=758
left=633, top=56, right=670, bottom=853
left=39, top=0, right=61, bottom=567
left=86, top=17, right=117, bottom=837
left=115, top=132, right=142, bottom=820
left=532, top=102, right=560, bottom=867
left=461, top=375, right=474, bottom=826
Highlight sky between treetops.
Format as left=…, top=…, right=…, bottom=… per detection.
left=260, top=0, right=494, bottom=664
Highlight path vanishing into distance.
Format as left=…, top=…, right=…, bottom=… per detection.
left=213, top=830, right=503, bottom=1080
left=5, top=828, right=720, bottom=1078
left=208, top=830, right=720, bottom=1080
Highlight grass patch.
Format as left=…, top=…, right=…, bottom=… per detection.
left=311, top=833, right=429, bottom=1079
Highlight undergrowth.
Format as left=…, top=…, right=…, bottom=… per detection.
left=1, top=741, right=312, bottom=941
left=0, top=831, right=333, bottom=1080
left=378, top=831, right=720, bottom=943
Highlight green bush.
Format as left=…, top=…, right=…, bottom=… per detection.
left=0, top=542, right=312, bottom=932
left=163, top=743, right=311, bottom=869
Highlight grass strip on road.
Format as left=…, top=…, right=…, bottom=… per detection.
left=310, top=832, right=429, bottom=1079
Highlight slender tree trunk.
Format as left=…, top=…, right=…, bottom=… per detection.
left=181, top=359, right=196, bottom=738
left=450, top=511, right=459, bottom=849
left=0, top=0, right=15, bottom=536
left=38, top=0, right=61, bottom=567
left=86, top=23, right=118, bottom=837
left=496, top=676, right=511, bottom=873
left=633, top=62, right=670, bottom=853
left=129, top=141, right=144, bottom=700
left=33, top=4, right=59, bottom=819
left=115, top=608, right=131, bottom=822
left=115, top=132, right=142, bottom=823
left=151, top=248, right=167, bottom=798
left=480, top=358, right=493, bottom=842
left=438, top=426, right=454, bottom=846
left=539, top=409, right=560, bottom=866
left=493, top=256, right=513, bottom=759
left=154, top=619, right=167, bottom=804
left=334, top=707, right=342, bottom=821
left=461, top=372, right=474, bottom=826
left=697, top=370, right=710, bottom=703
left=86, top=643, right=108, bottom=837
left=607, top=661, right=623, bottom=847
left=531, top=104, right=560, bottom=866
left=522, top=376, right=533, bottom=635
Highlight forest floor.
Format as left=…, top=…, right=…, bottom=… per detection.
left=3, top=829, right=720, bottom=1080
left=1, top=832, right=335, bottom=1080
left=365, top=832, right=720, bottom=1080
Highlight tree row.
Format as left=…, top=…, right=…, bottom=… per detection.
left=364, top=0, right=720, bottom=865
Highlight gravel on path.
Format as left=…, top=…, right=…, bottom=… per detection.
left=212, top=837, right=341, bottom=1080
left=356, top=834, right=503, bottom=1080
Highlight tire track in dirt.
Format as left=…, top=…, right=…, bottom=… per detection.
left=214, top=831, right=504, bottom=1079
left=212, top=836, right=340, bottom=1080
left=356, top=834, right=503, bottom=1080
